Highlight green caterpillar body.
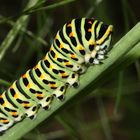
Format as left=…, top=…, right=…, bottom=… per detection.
left=0, top=17, right=113, bottom=133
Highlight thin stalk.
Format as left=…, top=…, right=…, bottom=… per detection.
left=0, top=0, right=40, bottom=61
left=135, top=61, right=140, bottom=81
left=24, top=0, right=76, bottom=14
left=114, top=71, right=124, bottom=114
left=0, top=79, right=11, bottom=87
left=96, top=96, right=113, bottom=140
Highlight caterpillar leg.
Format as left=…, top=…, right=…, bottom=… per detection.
left=25, top=105, right=39, bottom=120
left=66, top=73, right=79, bottom=87
left=78, top=65, right=87, bottom=74
left=53, top=84, right=67, bottom=100
left=38, top=92, right=53, bottom=110
left=89, top=50, right=108, bottom=65
left=84, top=53, right=91, bottom=64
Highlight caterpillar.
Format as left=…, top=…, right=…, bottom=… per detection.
left=0, top=17, right=113, bottom=133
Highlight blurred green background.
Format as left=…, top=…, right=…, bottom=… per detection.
left=0, top=0, right=140, bottom=140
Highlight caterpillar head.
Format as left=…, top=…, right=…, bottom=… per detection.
left=87, top=20, right=113, bottom=64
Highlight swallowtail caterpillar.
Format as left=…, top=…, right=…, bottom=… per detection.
left=0, top=17, right=113, bottom=133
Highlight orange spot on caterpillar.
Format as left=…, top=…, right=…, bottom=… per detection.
left=14, top=93, right=18, bottom=99
left=67, top=23, right=71, bottom=27
left=61, top=72, right=68, bottom=77
left=69, top=32, right=74, bottom=37
left=65, top=61, right=71, bottom=65
left=88, top=28, right=92, bottom=32
left=22, top=74, right=26, bottom=78
left=10, top=112, right=17, bottom=116
left=36, top=94, right=44, bottom=98
left=59, top=44, right=63, bottom=48
left=70, top=54, right=76, bottom=58
left=0, top=119, right=9, bottom=123
left=22, top=103, right=30, bottom=107
left=50, top=84, right=57, bottom=88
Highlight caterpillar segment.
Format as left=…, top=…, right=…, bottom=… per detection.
left=65, top=19, right=87, bottom=56
left=0, top=18, right=113, bottom=133
left=43, top=53, right=79, bottom=87
left=19, top=70, right=53, bottom=110
left=7, top=81, right=39, bottom=118
left=0, top=92, right=24, bottom=132
left=0, top=109, right=14, bottom=133
left=64, top=18, right=93, bottom=63
left=32, top=61, right=67, bottom=99
left=49, top=44, right=87, bottom=73
left=0, top=91, right=24, bottom=122
left=82, top=18, right=99, bottom=63
left=55, top=26, right=85, bottom=64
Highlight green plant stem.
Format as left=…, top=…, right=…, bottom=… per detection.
left=114, top=71, right=124, bottom=114
left=135, top=61, right=140, bottom=81
left=0, top=79, right=11, bottom=87
left=96, top=96, right=113, bottom=140
left=4, top=19, right=47, bottom=49
left=24, top=0, right=76, bottom=14
left=0, top=22, right=140, bottom=140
